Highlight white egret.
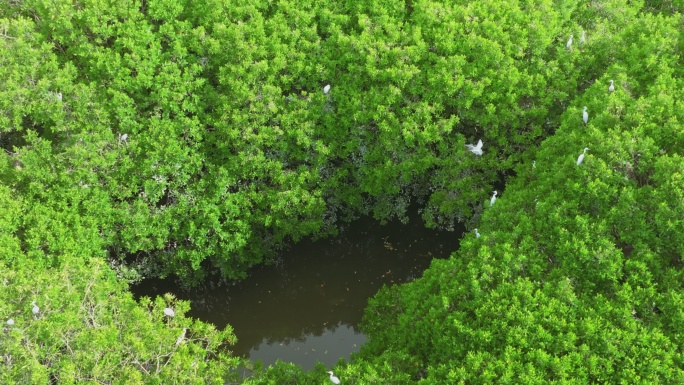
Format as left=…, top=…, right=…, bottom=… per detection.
left=48, top=91, right=62, bottom=101
left=7, top=318, right=14, bottom=326
left=490, top=191, right=497, bottom=207
left=327, top=371, right=341, bottom=384
left=474, top=229, right=480, bottom=238
left=582, top=106, right=588, bottom=125
left=566, top=34, right=573, bottom=49
left=580, top=30, right=585, bottom=44
left=119, top=133, right=128, bottom=142
left=609, top=80, right=615, bottom=92
left=175, top=328, right=187, bottom=346
left=532, top=160, right=536, bottom=169
left=576, top=148, right=589, bottom=166
left=323, top=84, right=331, bottom=94
left=465, top=139, right=483, bottom=156
left=31, top=301, right=39, bottom=315
left=164, top=307, right=175, bottom=317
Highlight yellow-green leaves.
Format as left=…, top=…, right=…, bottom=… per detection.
left=0, top=257, right=240, bottom=384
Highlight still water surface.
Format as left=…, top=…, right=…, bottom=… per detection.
left=133, top=214, right=461, bottom=370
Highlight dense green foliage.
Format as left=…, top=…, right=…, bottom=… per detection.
left=2, top=0, right=604, bottom=281
left=0, top=257, right=239, bottom=383
left=1, top=0, right=683, bottom=383
left=315, top=6, right=684, bottom=385
left=354, top=78, right=684, bottom=383
left=0, top=183, right=241, bottom=383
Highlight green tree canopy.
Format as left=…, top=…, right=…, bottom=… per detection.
left=1, top=0, right=684, bottom=383
left=346, top=11, right=684, bottom=383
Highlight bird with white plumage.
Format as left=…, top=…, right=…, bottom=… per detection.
left=323, top=84, right=331, bottom=94
left=566, top=34, right=573, bottom=49
left=175, top=328, right=187, bottom=346
left=577, top=148, right=589, bottom=166
left=465, top=139, right=483, bottom=156
left=327, top=370, right=340, bottom=384
left=490, top=191, right=497, bottom=207
left=609, top=80, right=615, bottom=92
left=164, top=308, right=175, bottom=317
left=582, top=106, right=588, bottom=125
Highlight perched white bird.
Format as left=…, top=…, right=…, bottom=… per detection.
left=576, top=148, right=589, bottom=166
left=532, top=160, right=536, bottom=169
left=465, top=139, right=483, bottom=156
left=580, top=30, right=586, bottom=44
left=582, top=106, right=588, bottom=125
left=490, top=191, right=498, bottom=207
left=119, top=133, right=128, bottom=142
left=327, top=371, right=341, bottom=384
left=164, top=308, right=175, bottom=317
left=566, top=34, right=573, bottom=49
left=175, top=328, right=187, bottom=346
left=608, top=80, right=615, bottom=92
left=31, top=301, right=39, bottom=315
left=47, top=91, right=62, bottom=101
left=474, top=229, right=480, bottom=238
left=323, top=84, right=331, bottom=94
left=6, top=318, right=14, bottom=326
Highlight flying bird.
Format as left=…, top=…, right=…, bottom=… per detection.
left=465, top=139, right=483, bottom=156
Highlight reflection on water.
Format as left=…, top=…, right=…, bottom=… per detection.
left=250, top=324, right=365, bottom=370
left=132, top=213, right=461, bottom=369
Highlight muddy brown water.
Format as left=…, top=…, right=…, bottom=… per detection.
left=132, top=213, right=462, bottom=370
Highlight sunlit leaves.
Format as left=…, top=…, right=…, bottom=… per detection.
left=1, top=1, right=684, bottom=382
left=351, top=5, right=684, bottom=382
left=0, top=256, right=240, bottom=384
